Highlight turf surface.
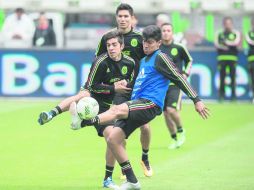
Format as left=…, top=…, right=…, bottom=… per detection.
left=0, top=99, right=253, bottom=190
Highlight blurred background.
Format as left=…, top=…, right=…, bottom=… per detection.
left=0, top=0, right=253, bottom=100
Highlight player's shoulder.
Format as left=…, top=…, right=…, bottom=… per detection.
left=129, top=29, right=143, bottom=38
left=215, top=29, right=224, bottom=36
left=122, top=54, right=135, bottom=64
left=173, top=42, right=185, bottom=49
left=101, top=27, right=118, bottom=38
left=94, top=53, right=108, bottom=64
left=232, top=29, right=240, bottom=35
left=173, top=42, right=189, bottom=52
left=157, top=51, right=169, bottom=60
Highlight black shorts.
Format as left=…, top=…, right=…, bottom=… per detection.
left=113, top=93, right=131, bottom=105
left=164, top=84, right=182, bottom=111
left=91, top=96, right=113, bottom=137
left=115, top=98, right=161, bottom=139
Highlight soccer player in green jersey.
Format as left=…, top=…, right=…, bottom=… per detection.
left=215, top=17, right=240, bottom=101
left=160, top=23, right=193, bottom=149
left=245, top=17, right=254, bottom=103
left=96, top=3, right=153, bottom=178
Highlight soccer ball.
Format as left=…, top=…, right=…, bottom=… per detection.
left=76, top=97, right=99, bottom=120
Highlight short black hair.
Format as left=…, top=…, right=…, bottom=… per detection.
left=116, top=3, right=134, bottom=16
left=161, top=22, right=173, bottom=29
left=223, top=16, right=233, bottom=23
left=15, top=8, right=24, bottom=13
left=142, top=25, right=161, bottom=41
left=104, top=30, right=124, bottom=45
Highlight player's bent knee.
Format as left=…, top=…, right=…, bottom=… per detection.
left=106, top=135, right=118, bottom=147
left=167, top=107, right=177, bottom=115
left=140, top=123, right=150, bottom=132
left=110, top=104, right=128, bottom=119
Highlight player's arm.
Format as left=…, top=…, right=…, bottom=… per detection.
left=225, top=30, right=241, bottom=47
left=156, top=53, right=210, bottom=119
left=155, top=53, right=200, bottom=103
left=95, top=36, right=107, bottom=57
left=246, top=32, right=254, bottom=46
left=180, top=44, right=193, bottom=77
left=214, top=31, right=228, bottom=50
left=85, top=56, right=114, bottom=94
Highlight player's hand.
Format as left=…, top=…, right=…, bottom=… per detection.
left=115, top=80, right=128, bottom=87
left=195, top=101, right=210, bottom=119
left=114, top=83, right=132, bottom=94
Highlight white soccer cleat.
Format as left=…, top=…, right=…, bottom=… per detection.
left=69, top=102, right=82, bottom=130
left=168, top=139, right=180, bottom=149
left=177, top=131, right=186, bottom=147
left=38, top=111, right=52, bottom=125
left=116, top=181, right=141, bottom=190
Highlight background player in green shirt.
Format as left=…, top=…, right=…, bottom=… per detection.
left=160, top=23, right=193, bottom=149
left=245, top=17, right=254, bottom=103
left=214, top=17, right=240, bottom=101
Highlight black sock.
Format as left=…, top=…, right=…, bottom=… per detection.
left=50, top=106, right=62, bottom=117
left=104, top=165, right=114, bottom=180
left=177, top=126, right=183, bottom=133
left=171, top=133, right=177, bottom=140
left=120, top=161, right=137, bottom=183
left=121, top=168, right=125, bottom=175
left=142, top=149, right=149, bottom=161
left=81, top=116, right=100, bottom=128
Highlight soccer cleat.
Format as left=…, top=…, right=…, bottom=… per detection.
left=103, top=177, right=119, bottom=189
left=69, top=102, right=82, bottom=130
left=140, top=160, right=153, bottom=177
left=168, top=139, right=180, bottom=149
left=116, top=181, right=141, bottom=190
left=38, top=111, right=52, bottom=125
left=177, top=131, right=186, bottom=147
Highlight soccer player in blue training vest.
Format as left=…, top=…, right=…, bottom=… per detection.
left=70, top=25, right=209, bottom=190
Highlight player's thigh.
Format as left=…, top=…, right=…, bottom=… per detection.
left=113, top=93, right=131, bottom=105
left=115, top=99, right=161, bottom=138
left=164, top=85, right=182, bottom=111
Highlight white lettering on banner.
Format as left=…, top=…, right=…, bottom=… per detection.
left=43, top=63, right=76, bottom=96
left=1, top=54, right=40, bottom=95
left=189, top=64, right=212, bottom=97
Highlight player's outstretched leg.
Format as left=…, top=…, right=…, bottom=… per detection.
left=38, top=111, right=54, bottom=125
left=69, top=102, right=82, bottom=130
left=38, top=90, right=90, bottom=126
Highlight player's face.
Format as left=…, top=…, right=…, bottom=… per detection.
left=106, top=37, right=124, bottom=61
left=161, top=25, right=173, bottom=41
left=143, top=38, right=161, bottom=55
left=224, top=19, right=233, bottom=31
left=116, top=10, right=133, bottom=30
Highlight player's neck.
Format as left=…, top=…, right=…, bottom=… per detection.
left=162, top=39, right=173, bottom=45
left=111, top=54, right=122, bottom=62
left=119, top=27, right=132, bottom=34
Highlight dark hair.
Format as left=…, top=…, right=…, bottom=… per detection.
left=223, top=16, right=232, bottom=23
left=104, top=30, right=124, bottom=45
left=161, top=22, right=173, bottom=28
left=142, top=25, right=161, bottom=41
left=15, top=8, right=24, bottom=13
left=116, top=3, right=134, bottom=16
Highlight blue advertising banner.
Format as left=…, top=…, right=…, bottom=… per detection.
left=0, top=49, right=251, bottom=100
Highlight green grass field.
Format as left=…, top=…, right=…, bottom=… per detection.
left=0, top=99, right=254, bottom=190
